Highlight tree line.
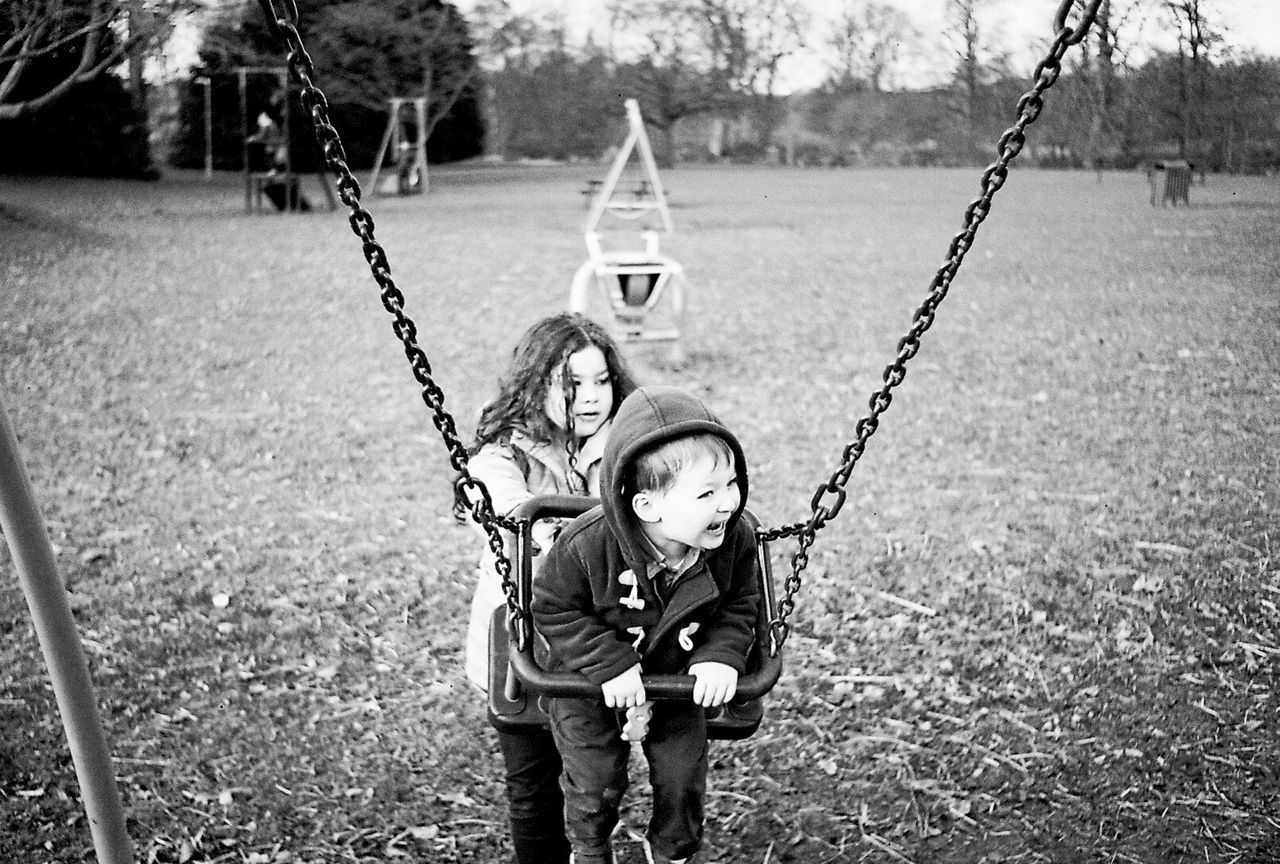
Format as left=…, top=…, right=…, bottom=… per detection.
left=466, top=0, right=1280, bottom=172
left=2, top=0, right=1278, bottom=178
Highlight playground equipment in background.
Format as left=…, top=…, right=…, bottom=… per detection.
left=1148, top=159, right=1193, bottom=206
left=236, top=65, right=336, bottom=214
left=368, top=97, right=430, bottom=195
left=569, top=99, right=685, bottom=361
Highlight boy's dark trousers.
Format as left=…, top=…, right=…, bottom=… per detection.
left=545, top=696, right=708, bottom=862
left=497, top=725, right=572, bottom=864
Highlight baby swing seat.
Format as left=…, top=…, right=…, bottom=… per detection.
left=487, top=495, right=783, bottom=741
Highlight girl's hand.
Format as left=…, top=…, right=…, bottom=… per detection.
left=530, top=518, right=563, bottom=558
left=601, top=665, right=646, bottom=708
left=689, top=662, right=738, bottom=707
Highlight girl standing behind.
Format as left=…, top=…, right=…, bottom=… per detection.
left=460, top=313, right=639, bottom=864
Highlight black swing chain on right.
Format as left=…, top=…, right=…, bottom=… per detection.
left=255, top=0, right=528, bottom=626
left=759, top=0, right=1104, bottom=654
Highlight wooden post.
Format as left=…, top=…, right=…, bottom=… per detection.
left=415, top=96, right=429, bottom=194
left=277, top=68, right=293, bottom=208
left=0, top=394, right=133, bottom=864
left=238, top=67, right=250, bottom=211
left=367, top=98, right=400, bottom=195
left=278, top=68, right=291, bottom=177
left=196, top=76, right=213, bottom=180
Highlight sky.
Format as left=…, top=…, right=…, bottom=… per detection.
left=451, top=0, right=1280, bottom=91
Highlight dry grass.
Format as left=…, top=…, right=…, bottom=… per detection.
left=1, top=163, right=1278, bottom=863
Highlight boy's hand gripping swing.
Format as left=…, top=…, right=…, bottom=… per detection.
left=601, top=664, right=647, bottom=709
left=688, top=662, right=738, bottom=708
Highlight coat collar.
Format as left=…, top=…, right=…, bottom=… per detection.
left=507, top=418, right=612, bottom=475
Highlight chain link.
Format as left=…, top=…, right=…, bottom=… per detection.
left=258, top=0, right=1100, bottom=645
left=257, top=4, right=527, bottom=620
left=766, top=6, right=1100, bottom=648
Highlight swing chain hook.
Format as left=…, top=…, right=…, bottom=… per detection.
left=766, top=1, right=1101, bottom=650
left=255, top=3, right=527, bottom=613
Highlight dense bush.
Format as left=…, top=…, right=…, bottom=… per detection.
left=0, top=75, right=157, bottom=179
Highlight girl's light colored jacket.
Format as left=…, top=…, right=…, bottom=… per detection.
left=463, top=424, right=609, bottom=691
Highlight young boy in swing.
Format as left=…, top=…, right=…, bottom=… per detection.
left=532, top=385, right=760, bottom=864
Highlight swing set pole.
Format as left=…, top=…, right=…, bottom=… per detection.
left=0, top=393, right=134, bottom=864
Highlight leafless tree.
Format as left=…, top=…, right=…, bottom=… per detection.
left=603, top=0, right=716, bottom=163
left=947, top=0, right=983, bottom=127
left=469, top=0, right=565, bottom=72
left=607, top=0, right=806, bottom=106
left=828, top=0, right=915, bottom=92
left=943, top=0, right=1017, bottom=153
left=0, top=0, right=187, bottom=120
left=1073, top=0, right=1136, bottom=165
left=1163, top=0, right=1222, bottom=159
left=692, top=0, right=807, bottom=100
left=693, top=0, right=807, bottom=150
left=1053, top=0, right=1156, bottom=166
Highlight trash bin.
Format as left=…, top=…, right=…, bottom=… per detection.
left=1149, top=160, right=1192, bottom=207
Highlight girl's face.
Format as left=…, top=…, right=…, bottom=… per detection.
left=545, top=345, right=614, bottom=439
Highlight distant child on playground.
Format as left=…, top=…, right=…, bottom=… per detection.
left=460, top=313, right=638, bottom=864
left=532, top=385, right=761, bottom=864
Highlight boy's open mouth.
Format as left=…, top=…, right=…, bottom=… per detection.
left=706, top=519, right=727, bottom=535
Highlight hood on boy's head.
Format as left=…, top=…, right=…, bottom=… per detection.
left=600, top=385, right=749, bottom=566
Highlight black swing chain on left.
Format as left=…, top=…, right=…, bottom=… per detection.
left=256, top=0, right=528, bottom=626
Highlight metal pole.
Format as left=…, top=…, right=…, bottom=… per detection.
left=415, top=97, right=429, bottom=194
left=0, top=393, right=134, bottom=864
left=239, top=67, right=250, bottom=212
left=367, top=99, right=397, bottom=195
left=278, top=69, right=292, bottom=177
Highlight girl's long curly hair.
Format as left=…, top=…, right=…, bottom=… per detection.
left=471, top=312, right=638, bottom=456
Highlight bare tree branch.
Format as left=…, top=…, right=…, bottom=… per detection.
left=0, top=0, right=192, bottom=120
left=828, top=1, right=915, bottom=91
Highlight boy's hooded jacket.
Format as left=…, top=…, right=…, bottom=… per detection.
left=532, top=386, right=761, bottom=687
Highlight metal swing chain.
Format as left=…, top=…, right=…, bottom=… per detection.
left=255, top=0, right=528, bottom=623
left=760, top=0, right=1104, bottom=653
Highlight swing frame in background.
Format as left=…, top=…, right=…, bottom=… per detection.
left=236, top=65, right=338, bottom=213
left=367, top=96, right=430, bottom=195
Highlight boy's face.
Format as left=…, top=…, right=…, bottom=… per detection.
left=545, top=345, right=614, bottom=439
left=633, top=451, right=741, bottom=558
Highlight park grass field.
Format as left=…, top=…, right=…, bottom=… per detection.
left=1, top=162, right=1278, bottom=863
